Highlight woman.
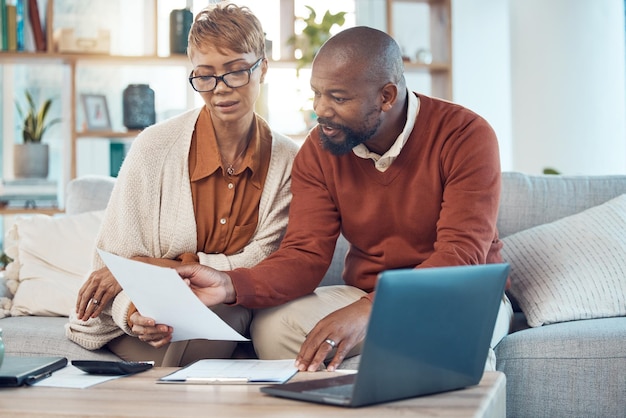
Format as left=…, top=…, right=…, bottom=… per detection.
left=66, top=3, right=299, bottom=367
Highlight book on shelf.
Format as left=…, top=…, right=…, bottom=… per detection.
left=15, top=0, right=23, bottom=50
left=0, top=197, right=58, bottom=209
left=0, top=179, right=58, bottom=209
left=1, top=0, right=46, bottom=52
left=6, top=0, right=16, bottom=51
left=27, top=0, right=44, bottom=51
left=1, top=0, right=7, bottom=51
left=0, top=179, right=57, bottom=195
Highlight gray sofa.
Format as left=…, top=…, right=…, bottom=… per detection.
left=493, top=173, right=626, bottom=418
left=1, top=172, right=625, bottom=417
left=0, top=175, right=120, bottom=361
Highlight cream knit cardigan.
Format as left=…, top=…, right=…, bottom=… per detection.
left=66, top=107, right=299, bottom=350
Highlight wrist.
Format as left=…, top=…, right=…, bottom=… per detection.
left=222, top=272, right=236, bottom=304
left=126, top=303, right=137, bottom=328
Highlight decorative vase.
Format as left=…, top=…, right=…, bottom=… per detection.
left=170, top=8, right=193, bottom=55
left=123, top=84, right=156, bottom=130
left=13, top=143, right=49, bottom=179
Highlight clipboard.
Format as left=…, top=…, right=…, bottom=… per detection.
left=158, top=359, right=298, bottom=385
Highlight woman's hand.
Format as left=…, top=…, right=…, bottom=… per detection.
left=76, top=256, right=183, bottom=321
left=76, top=266, right=122, bottom=320
left=129, top=311, right=173, bottom=348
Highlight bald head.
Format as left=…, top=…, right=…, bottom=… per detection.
left=314, top=26, right=405, bottom=88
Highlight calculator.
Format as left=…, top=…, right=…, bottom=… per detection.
left=72, top=360, right=154, bottom=375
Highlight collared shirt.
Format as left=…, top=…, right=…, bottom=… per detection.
left=187, top=107, right=271, bottom=259
left=352, top=89, right=420, bottom=172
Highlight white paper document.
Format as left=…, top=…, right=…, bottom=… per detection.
left=32, top=365, right=121, bottom=389
left=97, top=249, right=248, bottom=342
left=158, top=359, right=298, bottom=384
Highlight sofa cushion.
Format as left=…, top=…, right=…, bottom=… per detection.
left=495, top=317, right=626, bottom=418
left=502, top=194, right=626, bottom=327
left=498, top=172, right=626, bottom=239
left=319, top=234, right=349, bottom=287
left=3, top=211, right=104, bottom=317
left=0, top=316, right=120, bottom=360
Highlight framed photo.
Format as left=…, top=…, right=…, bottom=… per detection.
left=81, top=94, right=112, bottom=131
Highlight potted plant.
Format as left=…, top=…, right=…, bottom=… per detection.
left=287, top=6, right=346, bottom=77
left=287, top=6, right=346, bottom=130
left=14, top=91, right=61, bottom=179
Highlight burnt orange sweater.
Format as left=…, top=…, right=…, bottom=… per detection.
left=229, top=94, right=503, bottom=308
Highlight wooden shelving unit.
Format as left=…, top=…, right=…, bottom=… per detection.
left=0, top=207, right=63, bottom=215
left=0, top=0, right=193, bottom=216
left=386, top=0, right=452, bottom=100
left=0, top=0, right=453, bottom=217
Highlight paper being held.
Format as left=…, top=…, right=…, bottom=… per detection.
left=97, top=249, right=248, bottom=342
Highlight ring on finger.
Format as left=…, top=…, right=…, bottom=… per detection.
left=324, top=338, right=337, bottom=348
left=91, top=298, right=99, bottom=306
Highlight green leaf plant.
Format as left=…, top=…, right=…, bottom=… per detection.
left=543, top=167, right=561, bottom=175
left=287, top=6, right=346, bottom=76
left=15, top=91, right=61, bottom=143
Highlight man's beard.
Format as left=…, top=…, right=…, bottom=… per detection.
left=317, top=117, right=381, bottom=156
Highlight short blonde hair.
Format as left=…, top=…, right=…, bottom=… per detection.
left=188, top=3, right=265, bottom=59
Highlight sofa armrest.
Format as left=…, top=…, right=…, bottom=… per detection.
left=65, top=175, right=116, bottom=215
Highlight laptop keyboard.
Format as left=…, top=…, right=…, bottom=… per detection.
left=304, top=383, right=354, bottom=398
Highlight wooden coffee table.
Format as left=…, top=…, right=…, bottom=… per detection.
left=0, top=368, right=506, bottom=417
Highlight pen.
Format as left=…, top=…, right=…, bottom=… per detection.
left=25, top=371, right=52, bottom=385
left=185, top=377, right=249, bottom=384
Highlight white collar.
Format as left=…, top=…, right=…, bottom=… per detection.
left=352, top=89, right=419, bottom=172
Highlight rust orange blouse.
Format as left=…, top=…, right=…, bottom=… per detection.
left=181, top=107, right=271, bottom=263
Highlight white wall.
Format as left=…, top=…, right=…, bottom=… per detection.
left=452, top=0, right=513, bottom=171
left=509, top=0, right=626, bottom=175
left=453, top=0, right=626, bottom=175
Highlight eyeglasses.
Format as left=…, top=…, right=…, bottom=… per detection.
left=189, top=58, right=264, bottom=92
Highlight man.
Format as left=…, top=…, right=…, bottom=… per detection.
left=177, top=26, right=512, bottom=372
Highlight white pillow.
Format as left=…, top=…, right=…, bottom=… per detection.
left=4, top=210, right=104, bottom=317
left=502, top=194, right=626, bottom=327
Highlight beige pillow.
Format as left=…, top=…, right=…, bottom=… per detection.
left=4, top=210, right=104, bottom=317
left=502, top=194, right=626, bottom=327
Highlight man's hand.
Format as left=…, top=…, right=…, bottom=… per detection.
left=175, top=263, right=236, bottom=306
left=295, top=298, right=371, bottom=372
left=76, top=266, right=122, bottom=320
left=129, top=311, right=173, bottom=348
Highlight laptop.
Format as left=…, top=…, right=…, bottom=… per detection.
left=260, top=263, right=509, bottom=407
left=0, top=356, right=68, bottom=387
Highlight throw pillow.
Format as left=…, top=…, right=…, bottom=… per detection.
left=502, top=194, right=626, bottom=327
left=3, top=210, right=104, bottom=317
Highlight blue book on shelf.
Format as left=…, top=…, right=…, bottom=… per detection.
left=110, top=142, right=127, bottom=177
left=1, top=0, right=7, bottom=51
left=15, top=0, right=24, bottom=50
